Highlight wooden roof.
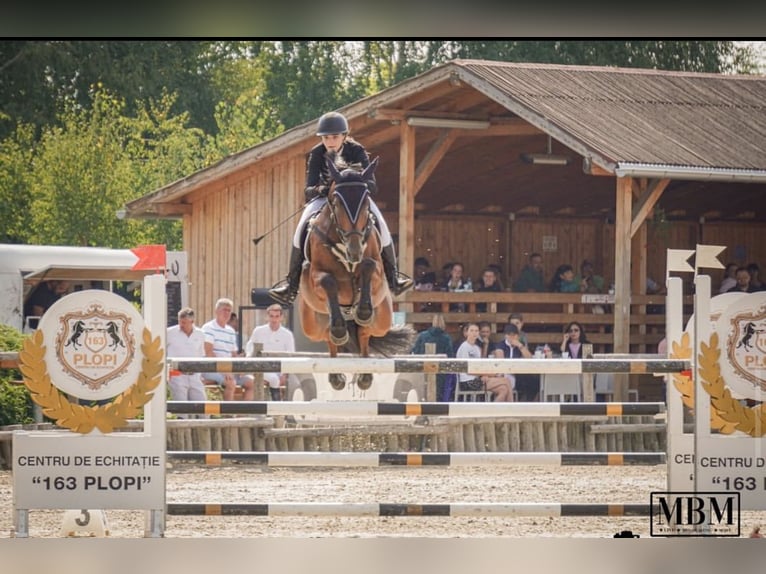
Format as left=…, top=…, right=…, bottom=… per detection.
left=126, top=60, right=766, bottom=222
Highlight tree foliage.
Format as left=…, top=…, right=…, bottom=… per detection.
left=0, top=40, right=759, bottom=250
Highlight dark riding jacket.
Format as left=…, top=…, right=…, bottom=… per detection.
left=304, top=139, right=377, bottom=202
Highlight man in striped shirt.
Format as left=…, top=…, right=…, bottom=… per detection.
left=202, top=298, right=255, bottom=401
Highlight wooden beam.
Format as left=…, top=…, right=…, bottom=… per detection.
left=613, top=176, right=633, bottom=401
left=414, top=130, right=457, bottom=194
left=630, top=179, right=669, bottom=238
left=398, top=121, right=416, bottom=305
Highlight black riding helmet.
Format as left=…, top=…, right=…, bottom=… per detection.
left=316, top=112, right=349, bottom=136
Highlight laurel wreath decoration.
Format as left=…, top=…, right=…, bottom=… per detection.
left=670, top=331, right=766, bottom=437
left=19, top=328, right=164, bottom=434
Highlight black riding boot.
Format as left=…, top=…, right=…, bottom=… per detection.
left=381, top=244, right=414, bottom=296
left=269, top=247, right=303, bottom=305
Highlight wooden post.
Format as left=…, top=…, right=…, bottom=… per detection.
left=581, top=343, right=594, bottom=402
left=425, top=342, right=436, bottom=401
left=250, top=342, right=265, bottom=401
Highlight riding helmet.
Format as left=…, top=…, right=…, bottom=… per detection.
left=316, top=112, right=349, bottom=136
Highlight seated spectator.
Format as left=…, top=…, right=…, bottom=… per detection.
left=727, top=267, right=757, bottom=293
left=560, top=321, right=590, bottom=358
left=550, top=264, right=579, bottom=293
left=513, top=253, right=546, bottom=292
left=456, top=322, right=512, bottom=402
left=23, top=280, right=71, bottom=326
left=166, top=307, right=207, bottom=407
left=413, top=257, right=437, bottom=291
left=507, top=312, right=530, bottom=347
left=411, top=313, right=455, bottom=401
left=444, top=262, right=471, bottom=312
left=747, top=263, right=765, bottom=291
left=475, top=267, right=502, bottom=312
left=477, top=320, right=494, bottom=358
left=245, top=304, right=295, bottom=401
left=718, top=262, right=738, bottom=294
left=202, top=298, right=255, bottom=401
left=495, top=320, right=539, bottom=401
left=576, top=260, right=605, bottom=294
left=438, top=262, right=454, bottom=290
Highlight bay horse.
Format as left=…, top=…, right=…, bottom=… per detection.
left=298, top=157, right=413, bottom=390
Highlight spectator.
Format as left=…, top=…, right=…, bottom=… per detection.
left=166, top=307, right=207, bottom=406
left=560, top=321, right=590, bottom=358
left=749, top=525, right=763, bottom=538
left=411, top=313, right=455, bottom=401
left=507, top=312, right=530, bottom=347
left=23, top=280, right=71, bottom=325
left=747, top=263, right=765, bottom=291
left=491, top=323, right=535, bottom=401
left=227, top=312, right=243, bottom=354
left=550, top=264, right=579, bottom=293
left=718, top=262, right=738, bottom=294
left=475, top=267, right=502, bottom=312
left=202, top=298, right=255, bottom=401
left=444, top=261, right=470, bottom=312
left=245, top=303, right=295, bottom=401
left=456, top=323, right=512, bottom=402
left=577, top=260, right=605, bottom=294
left=413, top=257, right=437, bottom=291
left=439, top=262, right=454, bottom=290
left=727, top=267, right=757, bottom=293
left=513, top=253, right=546, bottom=292
left=477, top=320, right=494, bottom=358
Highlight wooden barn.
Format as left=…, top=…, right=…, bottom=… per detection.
left=124, top=59, right=766, bottom=392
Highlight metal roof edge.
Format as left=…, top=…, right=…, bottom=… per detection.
left=614, top=163, right=766, bottom=182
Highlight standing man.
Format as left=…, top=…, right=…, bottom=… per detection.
left=166, top=307, right=207, bottom=404
left=246, top=304, right=295, bottom=401
left=202, top=298, right=255, bottom=401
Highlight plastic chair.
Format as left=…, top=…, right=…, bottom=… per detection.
left=454, top=378, right=493, bottom=402
left=541, top=373, right=582, bottom=402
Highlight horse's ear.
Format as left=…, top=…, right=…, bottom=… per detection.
left=361, top=156, right=379, bottom=181
left=327, top=157, right=342, bottom=181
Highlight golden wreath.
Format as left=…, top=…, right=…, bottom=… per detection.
left=670, top=331, right=766, bottom=437
left=19, top=328, right=164, bottom=434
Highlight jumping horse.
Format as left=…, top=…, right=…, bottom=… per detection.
left=299, top=157, right=412, bottom=390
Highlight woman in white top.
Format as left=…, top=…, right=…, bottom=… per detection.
left=456, top=323, right=512, bottom=401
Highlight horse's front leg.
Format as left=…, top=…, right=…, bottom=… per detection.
left=326, top=341, right=346, bottom=390
left=356, top=328, right=373, bottom=390
left=354, top=258, right=376, bottom=326
left=319, top=273, right=348, bottom=346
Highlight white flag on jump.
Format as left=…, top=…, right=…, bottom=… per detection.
left=666, top=249, right=695, bottom=274
left=695, top=244, right=725, bottom=271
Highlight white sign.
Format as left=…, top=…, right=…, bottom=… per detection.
left=38, top=290, right=146, bottom=401
left=13, top=432, right=165, bottom=510
left=693, top=438, right=766, bottom=510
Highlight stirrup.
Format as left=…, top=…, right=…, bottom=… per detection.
left=391, top=274, right=414, bottom=296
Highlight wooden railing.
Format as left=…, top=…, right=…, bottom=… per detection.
left=396, top=291, right=691, bottom=354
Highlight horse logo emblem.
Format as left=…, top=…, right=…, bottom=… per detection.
left=55, top=304, right=136, bottom=391
left=719, top=295, right=766, bottom=396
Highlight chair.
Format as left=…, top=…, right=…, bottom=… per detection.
left=454, top=378, right=493, bottom=402
left=594, top=373, right=639, bottom=402
left=541, top=373, right=582, bottom=402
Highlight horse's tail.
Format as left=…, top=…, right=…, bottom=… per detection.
left=342, top=323, right=417, bottom=357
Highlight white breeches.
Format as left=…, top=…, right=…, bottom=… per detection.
left=292, top=197, right=392, bottom=249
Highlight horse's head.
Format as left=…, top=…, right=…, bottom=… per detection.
left=326, top=157, right=378, bottom=265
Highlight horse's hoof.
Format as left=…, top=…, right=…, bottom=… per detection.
left=355, top=305, right=373, bottom=325
left=330, top=327, right=348, bottom=346
left=356, top=373, right=373, bottom=390
left=329, top=373, right=346, bottom=390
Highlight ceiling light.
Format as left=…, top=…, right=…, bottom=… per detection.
left=406, top=117, right=490, bottom=130
left=520, top=135, right=571, bottom=166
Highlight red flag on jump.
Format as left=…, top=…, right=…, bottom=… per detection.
left=130, top=244, right=167, bottom=271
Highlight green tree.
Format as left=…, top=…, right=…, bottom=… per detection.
left=0, top=122, right=36, bottom=243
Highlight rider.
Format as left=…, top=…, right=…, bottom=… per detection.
left=269, top=111, right=413, bottom=305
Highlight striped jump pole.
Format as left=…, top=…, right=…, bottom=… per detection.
left=167, top=451, right=666, bottom=467
left=166, top=502, right=656, bottom=517
left=166, top=400, right=665, bottom=417
left=168, top=356, right=690, bottom=375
